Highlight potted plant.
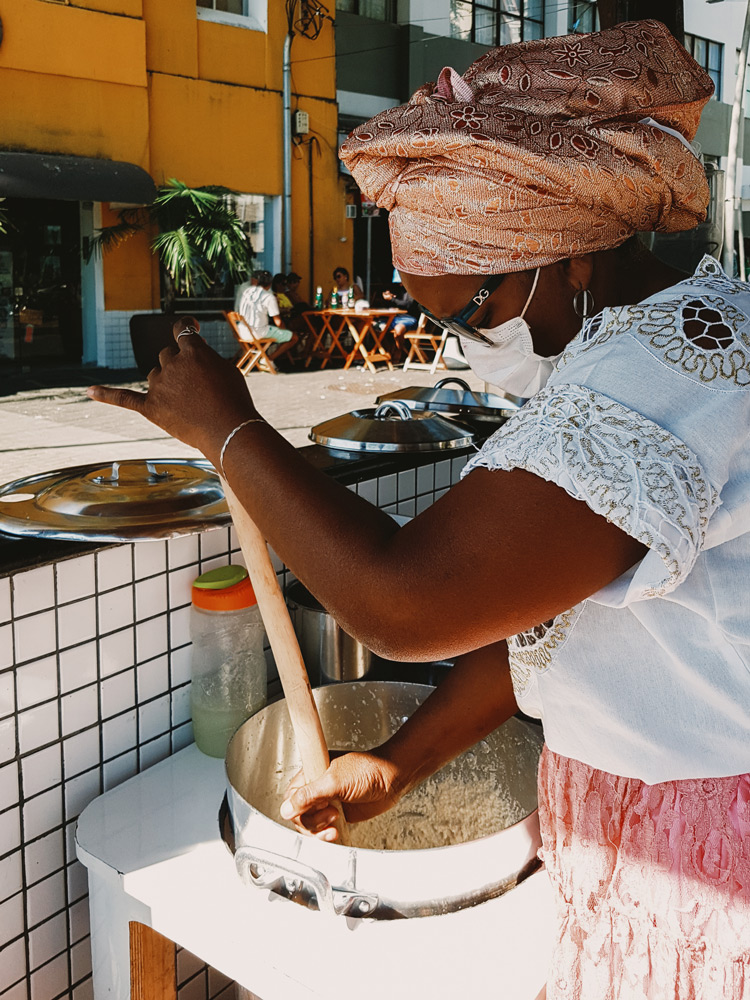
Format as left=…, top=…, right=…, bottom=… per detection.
left=86, top=179, right=254, bottom=374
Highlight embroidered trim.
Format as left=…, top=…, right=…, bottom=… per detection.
left=558, top=258, right=750, bottom=388
left=508, top=605, right=583, bottom=693
left=463, top=385, right=719, bottom=597
left=682, top=254, right=745, bottom=297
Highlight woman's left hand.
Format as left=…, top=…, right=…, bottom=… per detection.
left=87, top=316, right=258, bottom=465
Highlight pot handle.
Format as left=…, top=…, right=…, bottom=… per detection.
left=434, top=377, right=471, bottom=391
left=234, top=846, right=378, bottom=918
left=373, top=400, right=412, bottom=421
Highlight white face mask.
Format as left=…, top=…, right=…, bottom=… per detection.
left=461, top=268, right=561, bottom=399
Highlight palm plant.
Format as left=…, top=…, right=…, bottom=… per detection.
left=86, top=178, right=254, bottom=309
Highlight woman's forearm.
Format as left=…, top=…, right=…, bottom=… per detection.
left=376, top=640, right=518, bottom=798
left=280, top=640, right=520, bottom=836
left=88, top=331, right=648, bottom=663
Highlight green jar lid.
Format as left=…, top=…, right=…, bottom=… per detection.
left=193, top=565, right=249, bottom=590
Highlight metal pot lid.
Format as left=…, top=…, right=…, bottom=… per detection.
left=0, top=458, right=229, bottom=542
left=376, top=377, right=525, bottom=420
left=310, top=401, right=474, bottom=454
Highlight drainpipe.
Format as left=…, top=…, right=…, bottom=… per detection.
left=720, top=0, right=750, bottom=276
left=309, top=139, right=315, bottom=303
left=283, top=31, right=293, bottom=275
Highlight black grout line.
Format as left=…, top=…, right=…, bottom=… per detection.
left=129, top=543, right=148, bottom=777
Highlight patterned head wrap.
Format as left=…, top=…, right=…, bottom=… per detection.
left=340, top=20, right=714, bottom=275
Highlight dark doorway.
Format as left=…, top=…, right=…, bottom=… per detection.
left=0, top=198, right=83, bottom=367
left=353, top=210, right=393, bottom=303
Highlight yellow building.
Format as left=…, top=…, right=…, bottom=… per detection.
left=0, top=0, right=348, bottom=369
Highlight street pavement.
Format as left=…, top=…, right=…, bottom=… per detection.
left=0, top=362, right=484, bottom=485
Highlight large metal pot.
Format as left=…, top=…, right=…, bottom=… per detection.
left=309, top=401, right=474, bottom=454
left=286, top=580, right=373, bottom=683
left=376, top=378, right=525, bottom=424
left=225, top=681, right=543, bottom=920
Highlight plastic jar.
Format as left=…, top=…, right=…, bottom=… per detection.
left=190, top=565, right=267, bottom=758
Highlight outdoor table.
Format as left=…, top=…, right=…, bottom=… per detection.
left=301, top=308, right=406, bottom=372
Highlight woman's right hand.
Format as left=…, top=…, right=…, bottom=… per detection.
left=87, top=316, right=259, bottom=466
left=280, top=749, right=404, bottom=843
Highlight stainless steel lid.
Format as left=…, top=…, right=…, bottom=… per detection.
left=377, top=377, right=524, bottom=422
left=0, top=459, right=229, bottom=542
left=310, top=401, right=474, bottom=454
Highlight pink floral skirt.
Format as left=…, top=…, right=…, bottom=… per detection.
left=537, top=747, right=750, bottom=1000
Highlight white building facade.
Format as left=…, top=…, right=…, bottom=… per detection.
left=336, top=0, right=750, bottom=275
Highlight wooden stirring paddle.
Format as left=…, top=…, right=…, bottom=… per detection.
left=221, top=479, right=350, bottom=846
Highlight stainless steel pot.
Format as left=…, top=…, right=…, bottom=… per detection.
left=286, top=580, right=373, bottom=684
left=376, top=378, right=525, bottom=424
left=225, top=681, right=543, bottom=920
left=309, top=401, right=474, bottom=454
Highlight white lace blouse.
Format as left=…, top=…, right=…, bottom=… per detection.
left=463, top=256, right=750, bottom=784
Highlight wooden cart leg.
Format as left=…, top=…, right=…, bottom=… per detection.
left=130, top=922, right=177, bottom=1000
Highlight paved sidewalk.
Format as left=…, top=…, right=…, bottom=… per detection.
left=0, top=364, right=483, bottom=485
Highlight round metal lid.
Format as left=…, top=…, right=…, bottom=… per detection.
left=376, top=377, right=524, bottom=421
left=0, top=459, right=229, bottom=542
left=310, top=401, right=474, bottom=454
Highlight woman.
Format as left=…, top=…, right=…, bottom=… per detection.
left=327, top=265, right=364, bottom=306
left=89, top=21, right=750, bottom=998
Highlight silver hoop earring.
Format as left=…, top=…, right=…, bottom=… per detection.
left=573, top=288, right=595, bottom=320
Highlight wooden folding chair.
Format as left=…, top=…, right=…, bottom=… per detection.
left=402, top=314, right=450, bottom=374
left=223, top=311, right=278, bottom=374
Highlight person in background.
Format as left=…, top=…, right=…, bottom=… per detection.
left=235, top=269, right=298, bottom=368
left=271, top=273, right=294, bottom=325
left=327, top=266, right=363, bottom=307
left=283, top=271, right=313, bottom=360
left=285, top=272, right=310, bottom=318
left=231, top=270, right=257, bottom=307
left=380, top=278, right=421, bottom=363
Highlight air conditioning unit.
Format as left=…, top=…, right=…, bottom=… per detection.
left=345, top=204, right=357, bottom=219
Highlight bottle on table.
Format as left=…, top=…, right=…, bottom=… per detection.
left=346, top=289, right=355, bottom=309
left=314, top=286, right=324, bottom=309
left=330, top=288, right=339, bottom=309
left=190, top=565, right=267, bottom=758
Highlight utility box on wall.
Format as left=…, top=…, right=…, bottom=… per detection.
left=293, top=110, right=310, bottom=135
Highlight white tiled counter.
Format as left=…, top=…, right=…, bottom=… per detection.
left=0, top=449, right=473, bottom=1000
left=75, top=744, right=555, bottom=1000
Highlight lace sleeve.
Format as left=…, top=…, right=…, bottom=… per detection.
left=462, top=384, right=720, bottom=603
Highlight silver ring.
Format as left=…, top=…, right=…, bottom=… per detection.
left=177, top=326, right=200, bottom=342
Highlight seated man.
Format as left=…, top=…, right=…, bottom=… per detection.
left=285, top=271, right=311, bottom=318
left=379, top=279, right=420, bottom=363
left=271, top=273, right=294, bottom=324
left=235, top=270, right=298, bottom=368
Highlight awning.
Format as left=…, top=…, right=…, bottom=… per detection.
left=0, top=151, right=156, bottom=203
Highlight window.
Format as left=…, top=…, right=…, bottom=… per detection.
left=450, top=1, right=545, bottom=47
left=197, top=0, right=246, bottom=14
left=196, top=0, right=266, bottom=31
left=684, top=33, right=722, bottom=101
left=568, top=1, right=597, bottom=35
left=335, top=0, right=397, bottom=19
